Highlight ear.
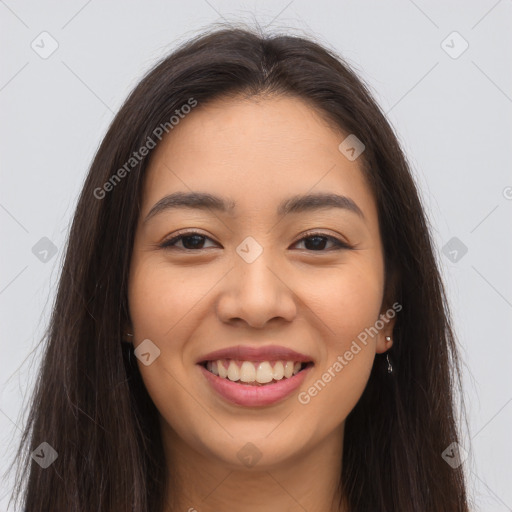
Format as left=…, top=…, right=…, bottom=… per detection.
left=375, top=303, right=399, bottom=354
left=376, top=264, right=400, bottom=354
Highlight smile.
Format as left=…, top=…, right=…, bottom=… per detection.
left=202, top=359, right=312, bottom=385
left=198, top=359, right=314, bottom=407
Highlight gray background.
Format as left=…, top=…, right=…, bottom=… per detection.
left=1, top=1, right=511, bottom=510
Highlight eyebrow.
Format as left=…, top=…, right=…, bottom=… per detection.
left=143, top=191, right=365, bottom=223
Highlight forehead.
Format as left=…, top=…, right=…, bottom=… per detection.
left=141, top=95, right=377, bottom=224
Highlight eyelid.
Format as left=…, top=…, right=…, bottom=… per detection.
left=159, top=229, right=215, bottom=248
left=159, top=229, right=353, bottom=251
left=294, top=229, right=353, bottom=249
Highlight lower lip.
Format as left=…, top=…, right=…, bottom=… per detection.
left=198, top=364, right=312, bottom=407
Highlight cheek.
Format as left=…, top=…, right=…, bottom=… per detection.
left=127, top=260, right=210, bottom=430
left=127, top=247, right=385, bottom=442
left=295, top=262, right=383, bottom=418
left=308, top=258, right=384, bottom=343
left=128, top=259, right=214, bottom=340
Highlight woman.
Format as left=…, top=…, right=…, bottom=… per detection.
left=10, top=26, right=470, bottom=511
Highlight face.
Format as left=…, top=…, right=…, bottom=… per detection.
left=128, top=94, right=395, bottom=470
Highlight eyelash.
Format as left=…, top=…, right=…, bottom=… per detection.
left=159, top=230, right=353, bottom=252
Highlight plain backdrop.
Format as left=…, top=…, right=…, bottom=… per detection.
left=1, top=1, right=511, bottom=510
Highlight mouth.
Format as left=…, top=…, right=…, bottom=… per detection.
left=198, top=359, right=314, bottom=386
left=198, top=359, right=314, bottom=407
left=195, top=345, right=315, bottom=406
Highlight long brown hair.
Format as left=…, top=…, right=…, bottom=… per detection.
left=9, top=25, right=470, bottom=511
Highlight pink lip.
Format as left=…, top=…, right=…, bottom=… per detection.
left=198, top=363, right=313, bottom=407
left=196, top=344, right=313, bottom=364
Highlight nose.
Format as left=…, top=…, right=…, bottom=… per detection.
left=216, top=249, right=297, bottom=328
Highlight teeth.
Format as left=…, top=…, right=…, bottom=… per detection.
left=227, top=361, right=240, bottom=381
left=256, top=362, right=273, bottom=383
left=284, top=361, right=294, bottom=379
left=206, top=359, right=306, bottom=384
left=240, top=361, right=256, bottom=383
left=273, top=361, right=284, bottom=380
left=218, top=361, right=228, bottom=379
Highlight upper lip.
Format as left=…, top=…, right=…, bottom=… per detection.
left=196, top=345, right=313, bottom=364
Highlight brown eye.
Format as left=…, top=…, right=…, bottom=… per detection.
left=292, top=233, right=352, bottom=251
left=160, top=232, right=218, bottom=251
left=159, top=231, right=352, bottom=252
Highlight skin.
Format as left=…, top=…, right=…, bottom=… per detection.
left=127, top=94, right=395, bottom=512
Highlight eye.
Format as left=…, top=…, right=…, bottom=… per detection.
left=292, top=232, right=352, bottom=251
left=159, top=231, right=218, bottom=251
left=159, top=230, right=352, bottom=252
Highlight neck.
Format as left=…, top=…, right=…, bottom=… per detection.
left=160, top=422, right=347, bottom=512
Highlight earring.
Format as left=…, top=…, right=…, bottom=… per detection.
left=384, top=336, right=393, bottom=373
left=386, top=353, right=393, bottom=374
left=121, top=336, right=134, bottom=366
left=122, top=332, right=133, bottom=343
